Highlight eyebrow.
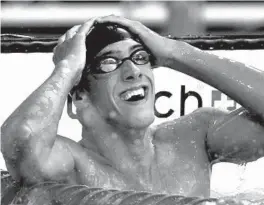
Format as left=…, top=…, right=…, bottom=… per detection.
left=129, top=44, right=144, bottom=52
left=97, top=44, right=144, bottom=58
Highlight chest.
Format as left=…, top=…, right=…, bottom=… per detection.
left=74, top=125, right=212, bottom=197
left=146, top=140, right=211, bottom=196
left=75, top=148, right=211, bottom=197
left=137, top=122, right=212, bottom=196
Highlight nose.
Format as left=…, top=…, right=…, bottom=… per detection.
left=122, top=60, right=143, bottom=82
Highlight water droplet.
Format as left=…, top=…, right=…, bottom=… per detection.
left=111, top=133, right=118, bottom=139
left=247, top=85, right=253, bottom=89
left=109, top=111, right=117, bottom=119
left=134, top=139, right=141, bottom=145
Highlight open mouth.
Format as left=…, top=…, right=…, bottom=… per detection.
left=120, top=86, right=148, bottom=102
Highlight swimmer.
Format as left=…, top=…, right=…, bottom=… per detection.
left=1, top=16, right=264, bottom=198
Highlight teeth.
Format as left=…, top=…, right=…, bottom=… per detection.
left=121, top=87, right=145, bottom=101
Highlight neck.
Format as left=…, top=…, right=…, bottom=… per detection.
left=80, top=123, right=155, bottom=172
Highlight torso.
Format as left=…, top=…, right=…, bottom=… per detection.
left=150, top=114, right=212, bottom=197
left=67, top=110, right=214, bottom=198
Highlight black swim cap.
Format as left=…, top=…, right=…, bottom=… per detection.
left=85, top=24, right=136, bottom=68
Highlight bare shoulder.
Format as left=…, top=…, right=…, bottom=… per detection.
left=53, top=135, right=91, bottom=161
left=35, top=135, right=85, bottom=183
left=55, top=134, right=83, bottom=151
left=55, top=135, right=112, bottom=168
left=192, top=107, right=227, bottom=122
left=153, top=107, right=226, bottom=142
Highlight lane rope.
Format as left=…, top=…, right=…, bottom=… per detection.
left=1, top=34, right=264, bottom=53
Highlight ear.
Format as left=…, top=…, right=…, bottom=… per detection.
left=67, top=90, right=90, bottom=119
left=67, top=94, right=77, bottom=119
left=72, top=89, right=91, bottom=109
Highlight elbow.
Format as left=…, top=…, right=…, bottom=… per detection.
left=2, top=119, right=33, bottom=142
left=1, top=121, right=33, bottom=161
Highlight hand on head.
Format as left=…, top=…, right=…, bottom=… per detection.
left=53, top=17, right=105, bottom=125
left=53, top=17, right=97, bottom=85
left=53, top=15, right=178, bottom=84
left=95, top=15, right=179, bottom=67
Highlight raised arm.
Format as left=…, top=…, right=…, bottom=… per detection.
left=97, top=15, right=264, bottom=118
left=158, top=35, right=264, bottom=163
left=96, top=15, right=264, bottom=163
left=1, top=20, right=96, bottom=184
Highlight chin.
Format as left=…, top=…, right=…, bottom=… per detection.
left=122, top=110, right=155, bottom=129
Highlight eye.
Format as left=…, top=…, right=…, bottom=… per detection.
left=99, top=64, right=117, bottom=73
left=100, top=57, right=117, bottom=65
left=132, top=50, right=150, bottom=65
left=96, top=57, right=118, bottom=73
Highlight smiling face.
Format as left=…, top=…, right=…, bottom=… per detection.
left=81, top=39, right=155, bottom=129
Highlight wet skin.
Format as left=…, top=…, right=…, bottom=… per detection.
left=26, top=40, right=262, bottom=198
left=57, top=40, right=214, bottom=197
left=2, top=21, right=264, bottom=199
left=60, top=111, right=215, bottom=197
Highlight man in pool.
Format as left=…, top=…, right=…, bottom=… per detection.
left=2, top=16, right=264, bottom=198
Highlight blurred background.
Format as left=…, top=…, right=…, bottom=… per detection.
left=1, top=0, right=264, bottom=200
left=2, top=1, right=264, bottom=37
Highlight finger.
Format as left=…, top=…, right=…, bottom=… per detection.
left=66, top=25, right=81, bottom=40
left=77, top=17, right=98, bottom=35
left=52, top=51, right=58, bottom=64
left=96, top=15, right=142, bottom=34
left=57, top=34, right=66, bottom=45
left=52, top=46, right=57, bottom=53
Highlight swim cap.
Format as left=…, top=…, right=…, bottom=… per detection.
left=85, top=24, right=136, bottom=68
